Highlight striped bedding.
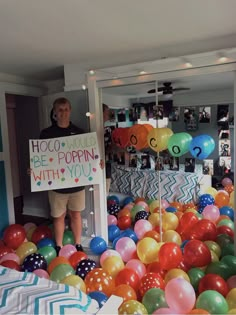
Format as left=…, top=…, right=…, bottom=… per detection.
left=0, top=266, right=98, bottom=315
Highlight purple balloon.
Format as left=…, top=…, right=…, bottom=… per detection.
left=21, top=253, right=47, bottom=272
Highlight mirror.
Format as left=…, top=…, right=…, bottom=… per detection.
left=101, top=71, right=234, bottom=211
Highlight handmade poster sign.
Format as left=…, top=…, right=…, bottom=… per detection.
left=29, top=132, right=102, bottom=192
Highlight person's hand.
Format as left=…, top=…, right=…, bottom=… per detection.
left=100, top=159, right=105, bottom=169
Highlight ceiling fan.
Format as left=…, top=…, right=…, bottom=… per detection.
left=147, top=81, right=190, bottom=94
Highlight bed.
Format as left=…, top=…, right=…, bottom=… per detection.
left=0, top=266, right=99, bottom=315
left=110, top=165, right=211, bottom=204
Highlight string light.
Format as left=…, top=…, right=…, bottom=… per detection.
left=81, top=84, right=87, bottom=90
left=139, top=71, right=147, bottom=75
left=89, top=70, right=95, bottom=75
left=86, top=112, right=91, bottom=117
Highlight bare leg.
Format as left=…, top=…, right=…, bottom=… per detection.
left=69, top=210, right=82, bottom=244
left=53, top=212, right=66, bottom=247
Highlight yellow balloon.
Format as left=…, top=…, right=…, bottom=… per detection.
left=148, top=213, right=160, bottom=227
left=137, top=237, right=161, bottom=264
left=164, top=268, right=190, bottom=284
left=204, top=186, right=218, bottom=197
left=229, top=191, right=234, bottom=207
left=118, top=300, right=148, bottom=315
left=147, top=127, right=173, bottom=152
left=210, top=250, right=219, bottom=262
left=226, top=288, right=236, bottom=310
left=149, top=200, right=160, bottom=213
left=228, top=308, right=236, bottom=314
left=15, top=241, right=37, bottom=264
left=204, top=240, right=221, bottom=258
left=162, top=212, right=179, bottom=231
left=26, top=226, right=37, bottom=241
left=102, top=256, right=125, bottom=277
left=163, top=230, right=182, bottom=245
left=61, top=275, right=86, bottom=293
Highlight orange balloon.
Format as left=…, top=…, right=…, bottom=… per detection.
left=128, top=124, right=151, bottom=150
left=183, top=203, right=197, bottom=212
left=135, top=197, right=146, bottom=203
left=48, top=256, right=71, bottom=274
left=112, top=284, right=137, bottom=302
left=85, top=268, right=115, bottom=297
left=144, top=230, right=160, bottom=242
left=224, top=184, right=234, bottom=194
left=215, top=215, right=231, bottom=225
left=117, top=208, right=131, bottom=219
left=215, top=191, right=230, bottom=207
left=169, top=201, right=183, bottom=212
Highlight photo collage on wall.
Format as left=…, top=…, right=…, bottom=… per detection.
left=217, top=104, right=231, bottom=175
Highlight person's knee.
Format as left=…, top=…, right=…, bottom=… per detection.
left=53, top=212, right=66, bottom=223
left=69, top=210, right=81, bottom=220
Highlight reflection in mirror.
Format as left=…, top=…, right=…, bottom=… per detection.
left=102, top=72, right=234, bottom=238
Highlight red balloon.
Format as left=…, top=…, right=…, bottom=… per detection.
left=177, top=257, right=192, bottom=272
left=198, top=274, right=229, bottom=297
left=139, top=272, right=165, bottom=297
left=189, top=219, right=217, bottom=241
left=3, top=224, right=26, bottom=250
left=0, top=240, right=5, bottom=247
left=115, top=268, right=140, bottom=292
left=69, top=251, right=88, bottom=269
left=0, top=246, right=13, bottom=259
left=112, top=128, right=130, bottom=149
left=158, top=242, right=183, bottom=270
left=31, top=226, right=53, bottom=244
left=183, top=239, right=211, bottom=267
left=0, top=260, right=20, bottom=271
left=146, top=261, right=166, bottom=278
left=117, top=216, right=132, bottom=230
left=217, top=225, right=234, bottom=238
left=176, top=212, right=199, bottom=240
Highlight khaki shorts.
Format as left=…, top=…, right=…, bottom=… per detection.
left=48, top=190, right=85, bottom=218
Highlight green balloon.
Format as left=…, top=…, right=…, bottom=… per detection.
left=217, top=219, right=234, bottom=230
left=37, top=246, right=57, bottom=265
left=50, top=264, right=75, bottom=283
left=205, top=261, right=233, bottom=280
left=221, top=255, right=236, bottom=274
left=216, top=234, right=233, bottom=248
left=187, top=267, right=205, bottom=292
left=63, top=230, right=74, bottom=245
left=142, top=288, right=167, bottom=314
left=220, top=243, right=234, bottom=257
left=167, top=132, right=192, bottom=157
left=196, top=290, right=228, bottom=314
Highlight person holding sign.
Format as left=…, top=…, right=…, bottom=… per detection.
left=39, top=97, right=86, bottom=254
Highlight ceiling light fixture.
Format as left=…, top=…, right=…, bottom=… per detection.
left=139, top=71, right=147, bottom=75
left=182, top=58, right=193, bottom=68
left=86, top=112, right=91, bottom=117
left=81, top=84, right=87, bottom=90
left=89, top=70, right=95, bottom=75
left=217, top=53, right=229, bottom=63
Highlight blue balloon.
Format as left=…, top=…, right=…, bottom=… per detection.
left=135, top=210, right=149, bottom=222
left=189, top=135, right=215, bottom=160
left=199, top=193, right=215, bottom=209
left=37, top=238, right=55, bottom=249
left=76, top=259, right=97, bottom=279
left=166, top=206, right=177, bottom=213
left=220, top=206, right=234, bottom=221
left=108, top=225, right=121, bottom=242
left=21, top=253, right=47, bottom=272
left=88, top=291, right=108, bottom=309
left=107, top=195, right=119, bottom=204
left=123, top=196, right=134, bottom=206
left=121, top=228, right=138, bottom=243
left=89, top=236, right=107, bottom=255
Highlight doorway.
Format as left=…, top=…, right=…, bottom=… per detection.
left=6, top=94, right=50, bottom=225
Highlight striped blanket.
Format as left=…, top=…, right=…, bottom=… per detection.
left=0, top=266, right=98, bottom=315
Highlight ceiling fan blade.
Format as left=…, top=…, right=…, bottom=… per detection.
left=172, top=87, right=190, bottom=91
left=147, top=89, right=164, bottom=94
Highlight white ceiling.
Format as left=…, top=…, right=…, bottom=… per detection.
left=1, top=0, right=236, bottom=81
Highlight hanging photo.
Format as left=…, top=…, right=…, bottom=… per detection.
left=184, top=107, right=198, bottom=131
left=202, top=159, right=214, bottom=175
left=155, top=156, right=164, bottom=170
left=153, top=105, right=164, bottom=120
left=169, top=106, right=180, bottom=121
left=117, top=152, right=125, bottom=165
left=199, top=106, right=211, bottom=123
left=140, top=154, right=151, bottom=169
left=218, top=128, right=230, bottom=140
left=104, top=126, right=115, bottom=149
left=129, top=108, right=137, bottom=122
left=129, top=154, right=137, bottom=167
left=219, top=157, right=231, bottom=174
left=217, top=104, right=229, bottom=126
left=219, top=139, right=231, bottom=157
left=139, top=106, right=149, bottom=121
left=169, top=157, right=179, bottom=171
left=184, top=158, right=195, bottom=173
left=117, top=108, right=126, bottom=122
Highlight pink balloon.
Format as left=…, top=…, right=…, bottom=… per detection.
left=125, top=259, right=146, bottom=280
left=33, top=269, right=49, bottom=279
left=134, top=219, right=153, bottom=239
left=59, top=244, right=77, bottom=259
left=107, top=215, right=117, bottom=226
left=115, top=237, right=136, bottom=262
left=136, top=201, right=149, bottom=211
left=124, top=203, right=134, bottom=210
left=0, top=253, right=20, bottom=264
left=222, top=177, right=232, bottom=187
left=100, top=249, right=121, bottom=265
left=24, top=222, right=37, bottom=232
left=161, top=199, right=170, bottom=209
left=165, top=278, right=196, bottom=313
left=153, top=308, right=175, bottom=314
left=202, top=204, right=220, bottom=222
left=227, top=275, right=236, bottom=290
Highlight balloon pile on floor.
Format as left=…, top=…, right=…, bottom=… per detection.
left=0, top=181, right=235, bottom=314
